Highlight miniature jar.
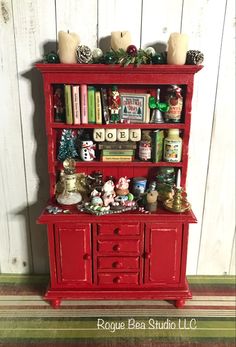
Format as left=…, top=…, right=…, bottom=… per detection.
left=164, top=85, right=183, bottom=122
left=139, top=141, right=152, bottom=161
left=163, top=129, right=182, bottom=162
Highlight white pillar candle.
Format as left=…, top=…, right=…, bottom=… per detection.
left=111, top=31, right=132, bottom=51
left=176, top=169, right=181, bottom=189
left=58, top=31, right=80, bottom=64
left=167, top=33, right=188, bottom=65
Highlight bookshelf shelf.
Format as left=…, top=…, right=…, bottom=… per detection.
left=51, top=122, right=186, bottom=130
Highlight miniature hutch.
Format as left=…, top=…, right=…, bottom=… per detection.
left=36, top=64, right=202, bottom=308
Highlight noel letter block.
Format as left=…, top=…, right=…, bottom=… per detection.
left=105, top=128, right=117, bottom=142
left=93, top=128, right=105, bottom=142
left=130, top=129, right=141, bottom=142
left=117, top=129, right=129, bottom=142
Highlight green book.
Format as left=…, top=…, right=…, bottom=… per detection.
left=102, top=149, right=135, bottom=156
left=98, top=141, right=137, bottom=150
left=88, top=86, right=96, bottom=124
left=152, top=130, right=164, bottom=162
left=64, top=85, right=73, bottom=124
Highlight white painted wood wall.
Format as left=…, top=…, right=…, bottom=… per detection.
left=0, top=0, right=235, bottom=275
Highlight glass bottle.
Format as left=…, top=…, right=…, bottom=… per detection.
left=164, top=85, right=183, bottom=122
left=163, top=129, right=182, bottom=162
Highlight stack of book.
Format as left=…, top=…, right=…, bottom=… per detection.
left=99, top=142, right=137, bottom=162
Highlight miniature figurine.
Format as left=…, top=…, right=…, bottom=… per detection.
left=108, top=85, right=121, bottom=123
left=80, top=140, right=96, bottom=161
left=115, top=176, right=130, bottom=196
left=102, top=180, right=116, bottom=206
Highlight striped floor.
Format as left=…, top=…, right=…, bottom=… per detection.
left=0, top=275, right=235, bottom=346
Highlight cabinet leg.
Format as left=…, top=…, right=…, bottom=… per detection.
left=50, top=299, right=61, bottom=309
left=175, top=299, right=185, bottom=308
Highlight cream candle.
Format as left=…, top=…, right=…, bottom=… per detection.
left=58, top=31, right=80, bottom=64
left=167, top=33, right=188, bottom=65
left=111, top=31, right=132, bottom=51
left=176, top=169, right=181, bottom=189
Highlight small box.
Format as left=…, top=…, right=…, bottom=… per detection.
left=93, top=128, right=105, bottom=142
left=129, top=129, right=141, bottom=142
left=117, top=129, right=129, bottom=142
left=105, top=128, right=117, bottom=142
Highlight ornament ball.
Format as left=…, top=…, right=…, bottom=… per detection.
left=127, top=45, right=138, bottom=56
left=145, top=47, right=156, bottom=57
left=92, top=48, right=103, bottom=59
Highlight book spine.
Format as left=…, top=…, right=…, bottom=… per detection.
left=88, top=86, right=96, bottom=124
left=72, top=85, right=81, bottom=124
left=145, top=93, right=151, bottom=123
left=101, top=155, right=134, bottom=162
left=95, top=90, right=102, bottom=124
left=102, top=149, right=135, bottom=156
left=98, top=142, right=137, bottom=150
left=64, top=85, right=73, bottom=124
left=80, top=84, right=88, bottom=124
left=100, top=87, right=109, bottom=124
left=152, top=130, right=164, bottom=162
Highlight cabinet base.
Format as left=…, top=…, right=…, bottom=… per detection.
left=44, top=282, right=192, bottom=309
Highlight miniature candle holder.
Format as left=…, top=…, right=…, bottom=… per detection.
left=163, top=187, right=191, bottom=213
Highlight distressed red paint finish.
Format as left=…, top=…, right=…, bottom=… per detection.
left=36, top=64, right=202, bottom=308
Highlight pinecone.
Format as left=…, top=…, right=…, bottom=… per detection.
left=186, top=50, right=204, bottom=65
left=76, top=45, right=92, bottom=64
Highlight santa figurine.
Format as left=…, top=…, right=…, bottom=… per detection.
left=108, top=85, right=121, bottom=123
left=102, top=180, right=116, bottom=206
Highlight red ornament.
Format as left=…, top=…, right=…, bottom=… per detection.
left=127, top=45, right=138, bottom=56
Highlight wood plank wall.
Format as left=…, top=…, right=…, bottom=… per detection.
left=0, top=0, right=235, bottom=275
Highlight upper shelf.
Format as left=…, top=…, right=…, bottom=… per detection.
left=36, top=63, right=203, bottom=74
left=36, top=64, right=203, bottom=85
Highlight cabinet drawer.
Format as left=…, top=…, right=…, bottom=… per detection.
left=97, top=223, right=140, bottom=236
left=97, top=240, right=140, bottom=254
left=97, top=256, right=139, bottom=270
left=97, top=273, right=139, bottom=285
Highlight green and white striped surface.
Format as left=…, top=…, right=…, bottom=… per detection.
left=0, top=275, right=235, bottom=346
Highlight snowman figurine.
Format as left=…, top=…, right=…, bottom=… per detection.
left=80, top=139, right=96, bottom=161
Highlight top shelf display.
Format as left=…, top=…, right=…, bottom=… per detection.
left=36, top=64, right=203, bottom=126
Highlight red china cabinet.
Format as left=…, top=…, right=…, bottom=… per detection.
left=36, top=64, right=202, bottom=308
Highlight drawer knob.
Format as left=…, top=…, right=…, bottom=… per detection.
left=114, top=228, right=121, bottom=235
left=113, top=276, right=121, bottom=284
left=113, top=261, right=122, bottom=268
left=83, top=253, right=91, bottom=260
left=113, top=244, right=121, bottom=252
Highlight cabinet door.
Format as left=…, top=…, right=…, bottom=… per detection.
left=55, top=223, right=92, bottom=286
left=144, top=223, right=182, bottom=285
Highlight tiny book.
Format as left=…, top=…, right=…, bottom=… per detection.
left=88, top=86, right=96, bottom=124
left=152, top=130, right=164, bottom=162
left=64, top=84, right=73, bottom=124
left=95, top=90, right=102, bottom=124
left=72, top=85, right=80, bottom=124
left=101, top=155, right=133, bottom=162
left=100, top=87, right=109, bottom=124
left=80, top=84, right=88, bottom=124
left=98, top=141, right=137, bottom=150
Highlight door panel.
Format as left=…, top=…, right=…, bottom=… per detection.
left=144, top=223, right=182, bottom=285
left=55, top=223, right=92, bottom=286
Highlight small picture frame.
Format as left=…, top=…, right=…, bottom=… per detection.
left=119, top=93, right=150, bottom=123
